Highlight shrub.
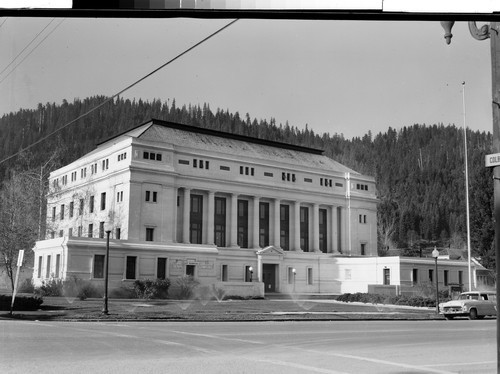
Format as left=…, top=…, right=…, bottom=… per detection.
left=0, top=294, right=43, bottom=311
left=133, top=278, right=171, bottom=299
left=34, top=278, right=64, bottom=297
left=62, top=276, right=102, bottom=300
left=109, top=286, right=135, bottom=299
left=174, top=276, right=200, bottom=300
left=336, top=292, right=439, bottom=307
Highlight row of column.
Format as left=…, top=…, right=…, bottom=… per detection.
left=179, top=187, right=342, bottom=253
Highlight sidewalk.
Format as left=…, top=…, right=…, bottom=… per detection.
left=1, top=296, right=443, bottom=322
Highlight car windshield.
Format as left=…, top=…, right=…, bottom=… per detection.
left=458, top=294, right=479, bottom=300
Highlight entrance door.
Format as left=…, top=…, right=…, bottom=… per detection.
left=262, top=264, right=277, bottom=292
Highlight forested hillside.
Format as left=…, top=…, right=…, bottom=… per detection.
left=0, top=96, right=494, bottom=270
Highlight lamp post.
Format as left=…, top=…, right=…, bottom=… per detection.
left=249, top=266, right=253, bottom=282
left=292, top=268, right=296, bottom=292
left=432, top=247, right=440, bottom=315
left=102, top=230, right=111, bottom=315
left=441, top=21, right=500, bottom=369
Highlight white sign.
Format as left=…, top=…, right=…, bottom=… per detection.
left=485, top=153, right=500, bottom=167
left=16, top=250, right=24, bottom=267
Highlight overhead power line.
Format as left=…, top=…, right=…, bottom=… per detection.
left=0, top=18, right=239, bottom=166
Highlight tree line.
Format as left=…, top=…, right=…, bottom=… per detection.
left=0, top=96, right=495, bottom=288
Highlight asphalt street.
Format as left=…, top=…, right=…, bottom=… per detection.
left=0, top=319, right=495, bottom=373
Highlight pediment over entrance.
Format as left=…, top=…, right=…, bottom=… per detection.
left=256, top=246, right=285, bottom=256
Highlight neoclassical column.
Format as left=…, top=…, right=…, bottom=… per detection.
left=273, top=198, right=281, bottom=248
left=207, top=191, right=215, bottom=245
left=182, top=188, right=191, bottom=244
left=312, top=203, right=320, bottom=252
left=230, top=193, right=238, bottom=247
left=294, top=200, right=301, bottom=251
left=253, top=196, right=260, bottom=248
left=330, top=205, right=337, bottom=253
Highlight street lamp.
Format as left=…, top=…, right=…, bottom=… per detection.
left=249, top=266, right=253, bottom=282
left=102, top=229, right=111, bottom=315
left=292, top=268, right=296, bottom=292
left=432, top=247, right=440, bottom=315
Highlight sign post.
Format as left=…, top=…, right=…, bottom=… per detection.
left=9, top=249, right=24, bottom=316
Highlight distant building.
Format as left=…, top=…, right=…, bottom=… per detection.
left=32, top=119, right=476, bottom=297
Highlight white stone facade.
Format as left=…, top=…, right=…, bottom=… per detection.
left=32, top=119, right=383, bottom=296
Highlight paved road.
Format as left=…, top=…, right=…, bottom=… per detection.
left=1, top=319, right=495, bottom=373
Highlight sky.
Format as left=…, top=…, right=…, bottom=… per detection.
left=0, top=16, right=494, bottom=139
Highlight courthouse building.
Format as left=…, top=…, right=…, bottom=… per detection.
left=32, top=119, right=380, bottom=296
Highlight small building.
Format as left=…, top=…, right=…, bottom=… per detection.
left=32, top=119, right=378, bottom=296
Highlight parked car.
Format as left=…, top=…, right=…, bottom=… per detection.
left=439, top=291, right=497, bottom=320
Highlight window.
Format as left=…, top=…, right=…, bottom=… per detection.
left=100, top=192, right=106, bottom=210
left=52, top=206, right=56, bottom=221
left=307, top=268, right=313, bottom=285
left=93, top=255, right=105, bottom=278
left=99, top=222, right=105, bottom=238
left=89, top=195, right=94, bottom=213
left=146, top=191, right=150, bottom=202
left=102, top=159, right=109, bottom=170
left=80, top=167, right=86, bottom=179
left=186, top=264, right=195, bottom=277
left=46, top=255, right=51, bottom=278
left=359, top=214, right=367, bottom=224
left=361, top=243, right=366, bottom=256
left=60, top=204, right=65, bottom=220
left=55, top=254, right=60, bottom=278
left=50, top=231, right=55, bottom=239
left=153, top=192, right=157, bottom=203
left=280, top=204, right=289, bottom=251
left=304, top=178, right=313, bottom=183
left=259, top=202, right=269, bottom=247
left=412, top=269, right=418, bottom=285
left=157, top=257, right=167, bottom=280
left=190, top=195, right=203, bottom=244
left=37, top=256, right=42, bottom=278
left=444, top=270, right=449, bottom=286
left=69, top=201, right=74, bottom=218
left=146, top=228, right=154, bottom=241
left=237, top=200, right=248, bottom=248
left=288, top=267, right=295, bottom=284
left=156, top=153, right=162, bottom=161
left=88, top=224, right=93, bottom=238
left=115, top=228, right=121, bottom=240
left=245, top=266, right=253, bottom=282
left=117, top=191, right=123, bottom=202
left=383, top=268, right=390, bottom=285
left=300, top=206, right=309, bottom=252
left=178, top=159, right=190, bottom=165
left=78, top=226, right=82, bottom=237
left=264, top=172, right=273, bottom=177
left=220, top=165, right=230, bottom=171
left=68, top=228, right=73, bottom=237
left=214, top=197, right=226, bottom=247
left=221, top=265, right=228, bottom=282
left=126, top=256, right=137, bottom=279
left=428, top=269, right=434, bottom=282
left=79, top=199, right=84, bottom=215
left=145, top=191, right=157, bottom=203
left=459, top=270, right=463, bottom=285
left=319, top=209, right=327, bottom=253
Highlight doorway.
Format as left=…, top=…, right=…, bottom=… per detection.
left=262, top=264, right=277, bottom=293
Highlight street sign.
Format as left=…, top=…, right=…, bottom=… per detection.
left=16, top=250, right=24, bottom=267
left=485, top=153, right=500, bottom=167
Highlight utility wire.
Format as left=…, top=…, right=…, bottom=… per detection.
left=0, top=18, right=56, bottom=77
left=0, top=18, right=239, bottom=166
left=0, top=19, right=64, bottom=85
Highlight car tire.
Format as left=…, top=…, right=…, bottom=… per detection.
left=444, top=315, right=454, bottom=320
left=469, top=308, right=478, bottom=320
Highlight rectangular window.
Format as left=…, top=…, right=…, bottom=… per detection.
left=146, top=191, right=150, bottom=202
left=99, top=222, right=105, bottom=239
left=264, top=172, right=273, bottom=177
left=157, top=257, right=167, bottom=280
left=100, top=192, right=106, bottom=210
left=116, top=228, right=121, bottom=240
left=156, top=154, right=162, bottom=161
left=444, top=270, right=449, bottom=286
left=79, top=199, right=84, bottom=215
left=300, top=206, right=309, bottom=252
left=186, top=264, right=196, bottom=277
left=55, top=254, right=60, bottom=278
left=78, top=226, right=82, bottom=237
left=88, top=224, right=93, bottom=238
left=383, top=268, right=390, bottom=285
left=52, top=206, right=56, bottom=221
left=307, top=267, right=313, bottom=285
left=245, top=266, right=253, bottom=282
left=259, top=202, right=269, bottom=247
left=428, top=269, right=434, bottom=282
left=304, top=178, right=313, bottom=183
left=221, top=265, right=228, bottom=282
left=237, top=200, right=248, bottom=248
left=89, top=195, right=94, bottom=213
left=280, top=204, right=290, bottom=251
left=46, top=255, right=51, bottom=278
left=69, top=201, right=74, bottom=218
left=153, top=191, right=157, bottom=203
left=146, top=228, right=154, bottom=241
left=288, top=267, right=295, bottom=284
left=459, top=270, right=463, bottom=285
left=178, top=159, right=189, bottom=165
left=37, top=256, right=42, bottom=278
left=412, top=269, right=418, bottom=285
left=60, top=204, right=65, bottom=220
left=214, top=197, right=226, bottom=247
left=68, top=228, right=73, bottom=237
left=193, top=159, right=198, bottom=168
left=361, top=243, right=366, bottom=256
left=126, top=256, right=137, bottom=279
left=190, top=194, right=203, bottom=244
left=220, top=165, right=230, bottom=171
left=319, top=208, right=327, bottom=253
left=93, top=255, right=105, bottom=278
